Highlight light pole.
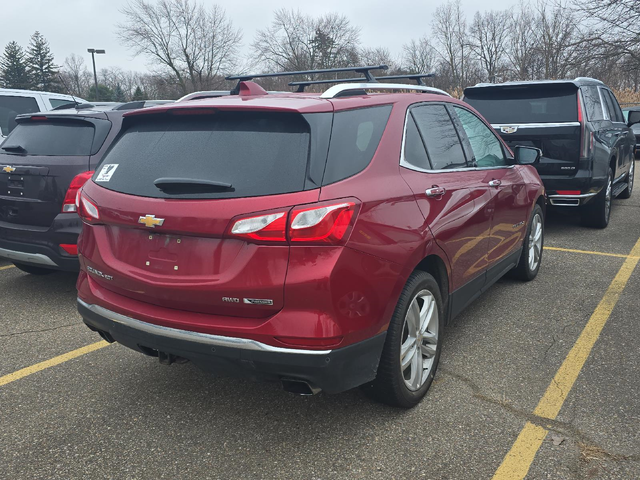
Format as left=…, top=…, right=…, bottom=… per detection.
left=87, top=49, right=106, bottom=101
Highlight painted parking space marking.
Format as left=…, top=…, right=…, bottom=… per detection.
left=0, top=341, right=109, bottom=387
left=544, top=245, right=640, bottom=260
left=0, top=264, right=15, bottom=270
left=492, top=237, right=640, bottom=480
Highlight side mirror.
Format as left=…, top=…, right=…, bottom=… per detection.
left=628, top=111, right=640, bottom=127
left=514, top=146, right=541, bottom=165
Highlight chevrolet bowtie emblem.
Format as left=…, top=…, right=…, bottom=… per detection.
left=2, top=166, right=15, bottom=173
left=138, top=215, right=165, bottom=228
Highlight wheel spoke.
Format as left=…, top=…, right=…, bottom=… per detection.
left=410, top=346, right=422, bottom=389
left=407, top=300, right=420, bottom=333
left=420, top=297, right=436, bottom=333
left=421, top=341, right=437, bottom=358
left=401, top=338, right=416, bottom=369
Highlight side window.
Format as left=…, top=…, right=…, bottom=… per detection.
left=606, top=90, right=625, bottom=123
left=581, top=86, right=605, bottom=121
left=453, top=106, right=508, bottom=167
left=411, top=105, right=467, bottom=170
left=403, top=114, right=431, bottom=170
left=0, top=96, right=39, bottom=136
left=49, top=98, right=75, bottom=109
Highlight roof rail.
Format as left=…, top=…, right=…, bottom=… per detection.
left=320, top=83, right=451, bottom=99
left=289, top=73, right=435, bottom=92
left=225, top=65, right=388, bottom=95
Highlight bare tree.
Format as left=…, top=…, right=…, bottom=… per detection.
left=402, top=37, right=437, bottom=74
left=535, top=0, right=581, bottom=79
left=469, top=10, right=510, bottom=82
left=505, top=4, right=539, bottom=80
left=253, top=9, right=360, bottom=74
left=432, top=0, right=473, bottom=89
left=59, top=54, right=92, bottom=97
left=359, top=47, right=400, bottom=72
left=118, top=0, right=241, bottom=94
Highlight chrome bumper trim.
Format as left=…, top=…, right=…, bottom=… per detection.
left=77, top=299, right=332, bottom=355
left=0, top=247, right=57, bottom=266
left=548, top=192, right=597, bottom=207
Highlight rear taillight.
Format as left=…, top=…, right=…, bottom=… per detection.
left=62, top=171, right=94, bottom=213
left=59, top=244, right=78, bottom=255
left=577, top=92, right=593, bottom=159
left=289, top=202, right=356, bottom=244
left=228, top=200, right=359, bottom=246
left=78, top=191, right=100, bottom=223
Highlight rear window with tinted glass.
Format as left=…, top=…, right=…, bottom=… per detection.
left=97, top=112, right=312, bottom=199
left=581, top=86, right=605, bottom=121
left=0, top=96, right=39, bottom=136
left=1, top=120, right=95, bottom=156
left=464, top=85, right=578, bottom=124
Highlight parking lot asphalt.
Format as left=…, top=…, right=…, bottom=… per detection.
left=1, top=166, right=639, bottom=479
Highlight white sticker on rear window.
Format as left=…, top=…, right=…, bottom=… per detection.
left=95, top=164, right=118, bottom=182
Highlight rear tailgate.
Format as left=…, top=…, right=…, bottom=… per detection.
left=81, top=110, right=328, bottom=319
left=464, top=83, right=581, bottom=176
left=0, top=115, right=111, bottom=227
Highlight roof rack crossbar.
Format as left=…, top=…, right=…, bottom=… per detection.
left=226, top=65, right=388, bottom=94
left=289, top=73, right=436, bottom=92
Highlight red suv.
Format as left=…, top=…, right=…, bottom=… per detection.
left=76, top=69, right=545, bottom=407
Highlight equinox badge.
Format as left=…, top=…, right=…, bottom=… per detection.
left=138, top=215, right=165, bottom=228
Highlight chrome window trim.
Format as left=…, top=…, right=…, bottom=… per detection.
left=598, top=87, right=612, bottom=121
left=400, top=105, right=514, bottom=174
left=491, top=122, right=581, bottom=129
left=321, top=83, right=451, bottom=99
left=78, top=299, right=333, bottom=355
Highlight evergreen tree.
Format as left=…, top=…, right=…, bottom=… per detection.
left=87, top=84, right=114, bottom=102
left=113, top=84, right=127, bottom=102
left=132, top=86, right=145, bottom=101
left=0, top=41, right=30, bottom=89
left=26, top=31, right=59, bottom=91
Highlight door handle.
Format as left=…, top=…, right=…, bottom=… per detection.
left=426, top=187, right=446, bottom=197
left=488, top=179, right=501, bottom=187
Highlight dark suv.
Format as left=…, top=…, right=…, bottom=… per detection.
left=0, top=107, right=128, bottom=274
left=76, top=68, right=546, bottom=408
left=464, top=78, right=635, bottom=228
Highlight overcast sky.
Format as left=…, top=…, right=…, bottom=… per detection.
left=2, top=0, right=521, bottom=73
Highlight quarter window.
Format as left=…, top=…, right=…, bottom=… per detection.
left=411, top=105, right=467, bottom=170
left=0, top=96, right=39, bottom=136
left=403, top=115, right=430, bottom=170
left=581, top=86, right=605, bottom=121
left=453, top=107, right=508, bottom=168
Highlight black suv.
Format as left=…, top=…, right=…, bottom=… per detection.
left=464, top=78, right=635, bottom=228
left=0, top=106, right=132, bottom=274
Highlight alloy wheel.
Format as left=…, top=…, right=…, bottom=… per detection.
left=629, top=160, right=635, bottom=193
left=400, top=290, right=439, bottom=391
left=605, top=175, right=612, bottom=220
left=528, top=213, right=543, bottom=272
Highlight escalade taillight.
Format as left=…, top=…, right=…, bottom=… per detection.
left=577, top=92, right=594, bottom=159
left=62, top=171, right=94, bottom=213
left=228, top=200, right=359, bottom=246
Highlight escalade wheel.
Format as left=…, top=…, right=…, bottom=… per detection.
left=619, top=160, right=634, bottom=199
left=582, top=168, right=612, bottom=229
left=364, top=271, right=444, bottom=408
left=12, top=263, right=55, bottom=275
left=511, top=204, right=544, bottom=281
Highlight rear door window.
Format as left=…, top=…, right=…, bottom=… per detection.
left=464, top=85, right=578, bottom=124
left=453, top=107, right=508, bottom=167
left=322, top=105, right=391, bottom=185
left=581, top=86, right=605, bottom=121
left=0, top=96, right=39, bottom=136
left=98, top=111, right=313, bottom=199
left=412, top=105, right=467, bottom=170
left=2, top=120, right=96, bottom=156
left=602, top=89, right=624, bottom=123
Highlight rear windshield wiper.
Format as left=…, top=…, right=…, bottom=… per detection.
left=154, top=177, right=234, bottom=194
left=1, top=144, right=26, bottom=153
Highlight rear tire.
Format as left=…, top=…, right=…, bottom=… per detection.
left=13, top=263, right=55, bottom=275
left=619, top=160, right=634, bottom=199
left=511, top=204, right=544, bottom=281
left=581, top=168, right=612, bottom=229
left=364, top=271, right=444, bottom=408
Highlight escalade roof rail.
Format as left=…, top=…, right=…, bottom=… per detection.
left=226, top=65, right=389, bottom=94
left=320, top=83, right=451, bottom=99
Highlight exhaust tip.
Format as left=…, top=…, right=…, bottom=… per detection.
left=97, top=330, right=115, bottom=343
left=281, top=378, right=321, bottom=396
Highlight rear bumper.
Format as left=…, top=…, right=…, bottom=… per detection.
left=540, top=167, right=606, bottom=207
left=0, top=213, right=81, bottom=271
left=77, top=299, right=386, bottom=394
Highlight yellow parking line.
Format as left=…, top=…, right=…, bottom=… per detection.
left=0, top=264, right=15, bottom=270
left=0, top=341, right=110, bottom=387
left=544, top=246, right=639, bottom=259
left=493, top=237, right=640, bottom=480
